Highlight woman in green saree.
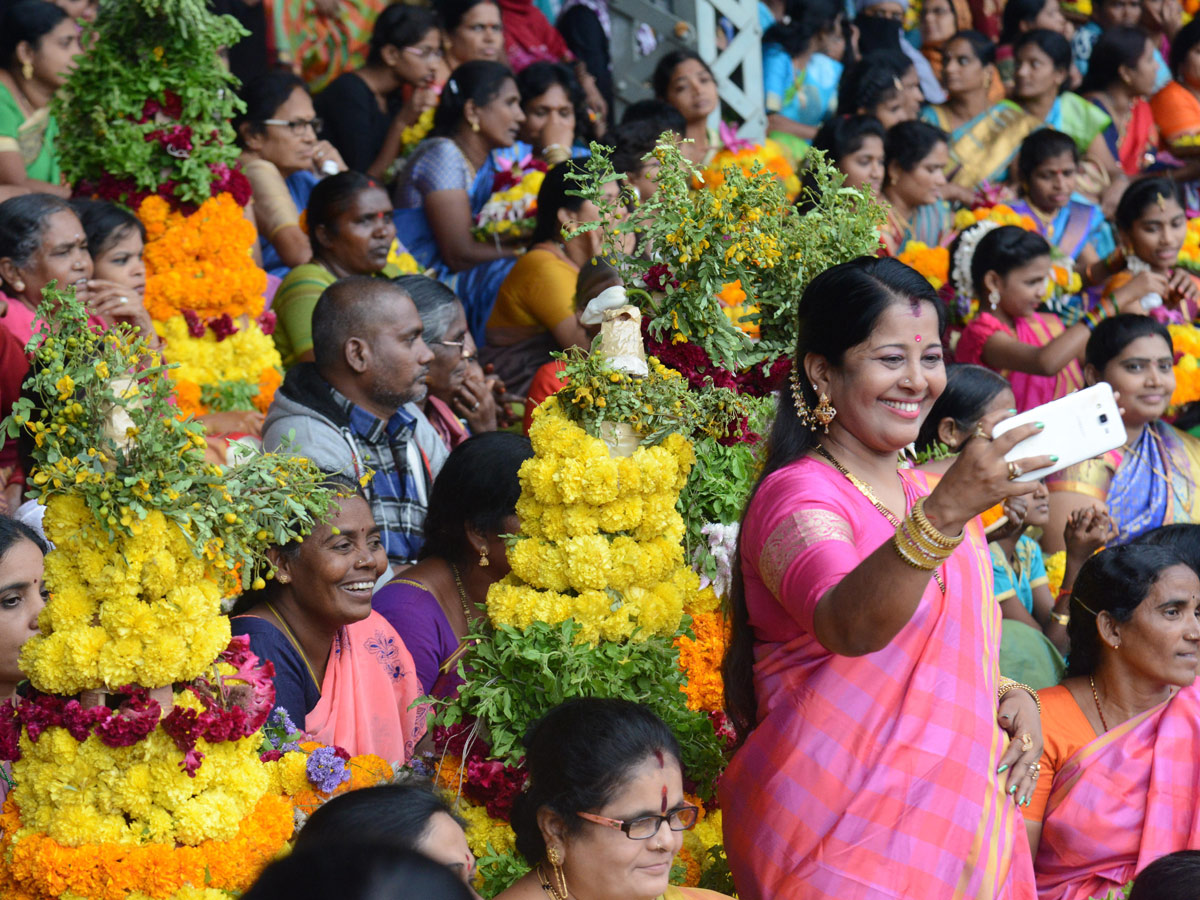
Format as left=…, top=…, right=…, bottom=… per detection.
left=0, top=0, right=78, bottom=197
left=921, top=29, right=1041, bottom=197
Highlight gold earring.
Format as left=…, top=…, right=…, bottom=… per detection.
left=13, top=281, right=24, bottom=292
left=789, top=368, right=814, bottom=429
left=988, top=289, right=1000, bottom=310
left=813, top=392, right=836, bottom=431
left=478, top=547, right=490, bottom=567
left=469, top=119, right=480, bottom=132
left=278, top=573, right=290, bottom=584
left=542, top=848, right=569, bottom=900
left=22, top=62, right=33, bottom=81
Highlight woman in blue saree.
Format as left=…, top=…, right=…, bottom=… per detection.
left=920, top=30, right=1040, bottom=195
left=1044, top=316, right=1200, bottom=553
left=392, top=60, right=524, bottom=343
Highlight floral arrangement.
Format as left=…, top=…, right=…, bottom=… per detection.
left=1169, top=322, right=1200, bottom=407
left=474, top=156, right=547, bottom=242
left=698, top=126, right=801, bottom=201
left=0, top=288, right=346, bottom=899
left=1044, top=550, right=1067, bottom=597
left=952, top=204, right=1039, bottom=233
left=54, top=0, right=247, bottom=209
left=1175, top=217, right=1200, bottom=273
left=897, top=241, right=950, bottom=290
left=571, top=139, right=884, bottom=370
left=400, top=107, right=436, bottom=155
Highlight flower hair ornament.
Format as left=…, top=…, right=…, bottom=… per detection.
left=447, top=78, right=459, bottom=95
left=951, top=219, right=1003, bottom=311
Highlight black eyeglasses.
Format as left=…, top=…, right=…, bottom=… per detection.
left=262, top=117, right=323, bottom=135
left=576, top=805, right=699, bottom=840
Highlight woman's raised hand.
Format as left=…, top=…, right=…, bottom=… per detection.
left=924, top=409, right=1055, bottom=535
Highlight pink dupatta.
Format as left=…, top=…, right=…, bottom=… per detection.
left=306, top=610, right=429, bottom=762
left=1034, top=684, right=1200, bottom=900
left=720, top=457, right=1036, bottom=900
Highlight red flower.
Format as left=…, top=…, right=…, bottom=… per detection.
left=182, top=309, right=206, bottom=338
left=0, top=701, right=20, bottom=762
left=210, top=164, right=253, bottom=207
left=643, top=264, right=680, bottom=292
left=256, top=310, right=277, bottom=336
left=260, top=749, right=283, bottom=762
left=92, top=688, right=162, bottom=748
left=207, top=313, right=238, bottom=341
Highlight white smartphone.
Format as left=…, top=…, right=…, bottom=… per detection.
left=990, top=383, right=1126, bottom=482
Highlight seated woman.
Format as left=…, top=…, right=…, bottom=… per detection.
left=1024, top=544, right=1200, bottom=898
left=314, top=5, right=442, bottom=180
left=484, top=160, right=619, bottom=395
left=229, top=476, right=427, bottom=761
left=399, top=273, right=504, bottom=447
left=802, top=114, right=886, bottom=201
left=995, top=0, right=1073, bottom=89
left=879, top=120, right=952, bottom=254
left=1149, top=19, right=1200, bottom=161
left=497, top=698, right=730, bottom=900
left=514, top=62, right=595, bottom=166
left=438, top=0, right=504, bottom=77
left=1044, top=316, right=1200, bottom=553
left=244, top=844, right=474, bottom=900
left=0, top=193, right=157, bottom=345
left=372, top=432, right=530, bottom=697
left=652, top=50, right=720, bottom=168
left=1079, top=27, right=1162, bottom=176
left=392, top=59, right=524, bottom=344
left=273, top=172, right=403, bottom=369
left=1009, top=128, right=1111, bottom=273
left=838, top=50, right=921, bottom=128
left=1101, top=178, right=1200, bottom=319
left=1012, top=29, right=1123, bottom=207
left=0, top=514, right=48, bottom=802
left=295, top=782, right=476, bottom=887
left=761, top=0, right=846, bottom=162
left=0, top=1, right=77, bottom=198
left=920, top=30, right=1040, bottom=194
left=235, top=72, right=347, bottom=279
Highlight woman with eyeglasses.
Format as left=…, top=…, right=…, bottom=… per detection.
left=235, top=71, right=347, bottom=279
left=371, top=432, right=531, bottom=698
left=272, top=172, right=408, bottom=370
left=497, top=698, right=732, bottom=900
left=314, top=5, right=442, bottom=181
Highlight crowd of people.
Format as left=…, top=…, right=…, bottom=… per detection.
left=4, top=0, right=1200, bottom=896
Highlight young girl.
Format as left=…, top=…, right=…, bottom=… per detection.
left=954, top=224, right=1144, bottom=410
left=1103, top=177, right=1200, bottom=320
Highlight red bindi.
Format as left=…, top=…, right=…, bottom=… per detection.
left=914, top=335, right=922, bottom=343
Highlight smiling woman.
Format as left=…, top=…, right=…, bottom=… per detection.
left=1023, top=544, right=1200, bottom=899
left=229, top=476, right=428, bottom=761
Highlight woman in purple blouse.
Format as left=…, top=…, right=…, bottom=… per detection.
left=372, top=432, right=531, bottom=697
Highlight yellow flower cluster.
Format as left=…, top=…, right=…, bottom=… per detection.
left=953, top=204, right=1038, bottom=233
left=897, top=241, right=949, bottom=290
left=13, top=724, right=267, bottom=846
left=1170, top=323, right=1200, bottom=406
left=156, top=315, right=284, bottom=418
left=1044, top=550, right=1066, bottom=597
left=458, top=801, right=517, bottom=857
left=487, top=409, right=705, bottom=642
left=22, top=495, right=230, bottom=692
left=681, top=809, right=725, bottom=885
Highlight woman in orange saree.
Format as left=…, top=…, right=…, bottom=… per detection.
left=721, top=257, right=1045, bottom=900
left=1021, top=543, right=1200, bottom=900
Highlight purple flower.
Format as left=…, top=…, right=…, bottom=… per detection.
left=307, top=745, right=351, bottom=793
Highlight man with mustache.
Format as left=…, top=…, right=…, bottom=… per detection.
left=264, top=276, right=444, bottom=571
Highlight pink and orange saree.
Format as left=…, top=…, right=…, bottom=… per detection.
left=720, top=457, right=1036, bottom=899
left=1034, top=684, right=1200, bottom=900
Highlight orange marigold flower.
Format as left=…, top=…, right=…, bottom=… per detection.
left=676, top=611, right=729, bottom=712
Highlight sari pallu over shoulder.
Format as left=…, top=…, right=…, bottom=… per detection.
left=720, top=458, right=1036, bottom=900
left=1034, top=684, right=1200, bottom=900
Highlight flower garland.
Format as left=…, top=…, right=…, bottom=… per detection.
left=473, top=157, right=547, bottom=242
left=897, top=241, right=949, bottom=290
left=1045, top=550, right=1067, bottom=597
left=698, top=134, right=801, bottom=201
left=140, top=194, right=266, bottom=323
left=675, top=611, right=728, bottom=713
left=0, top=792, right=294, bottom=899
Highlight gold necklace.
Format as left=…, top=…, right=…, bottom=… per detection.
left=1089, top=675, right=1109, bottom=732
left=450, top=563, right=475, bottom=625
left=816, top=445, right=946, bottom=593
left=266, top=601, right=321, bottom=691
left=536, top=862, right=569, bottom=900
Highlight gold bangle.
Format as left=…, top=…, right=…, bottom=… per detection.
left=893, top=521, right=953, bottom=570
left=911, top=497, right=963, bottom=549
left=899, top=518, right=952, bottom=565
left=1049, top=610, right=1069, bottom=626
left=997, top=679, right=1042, bottom=714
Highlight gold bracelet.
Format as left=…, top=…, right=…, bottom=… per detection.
left=997, top=679, right=1042, bottom=714
left=910, top=498, right=964, bottom=550
left=893, top=521, right=953, bottom=571
left=1049, top=610, right=1069, bottom=626
left=899, top=518, right=952, bottom=565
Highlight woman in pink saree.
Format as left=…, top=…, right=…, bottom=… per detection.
left=721, top=257, right=1046, bottom=900
left=231, top=478, right=428, bottom=762
left=1022, top=542, right=1200, bottom=900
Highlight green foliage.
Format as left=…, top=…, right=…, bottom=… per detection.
left=697, top=845, right=737, bottom=895
left=53, top=0, right=245, bottom=204
left=2, top=285, right=342, bottom=590
left=568, top=140, right=886, bottom=370
left=553, top=345, right=760, bottom=447
left=681, top=436, right=764, bottom=578
left=432, top=618, right=726, bottom=798
left=475, top=844, right=531, bottom=899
